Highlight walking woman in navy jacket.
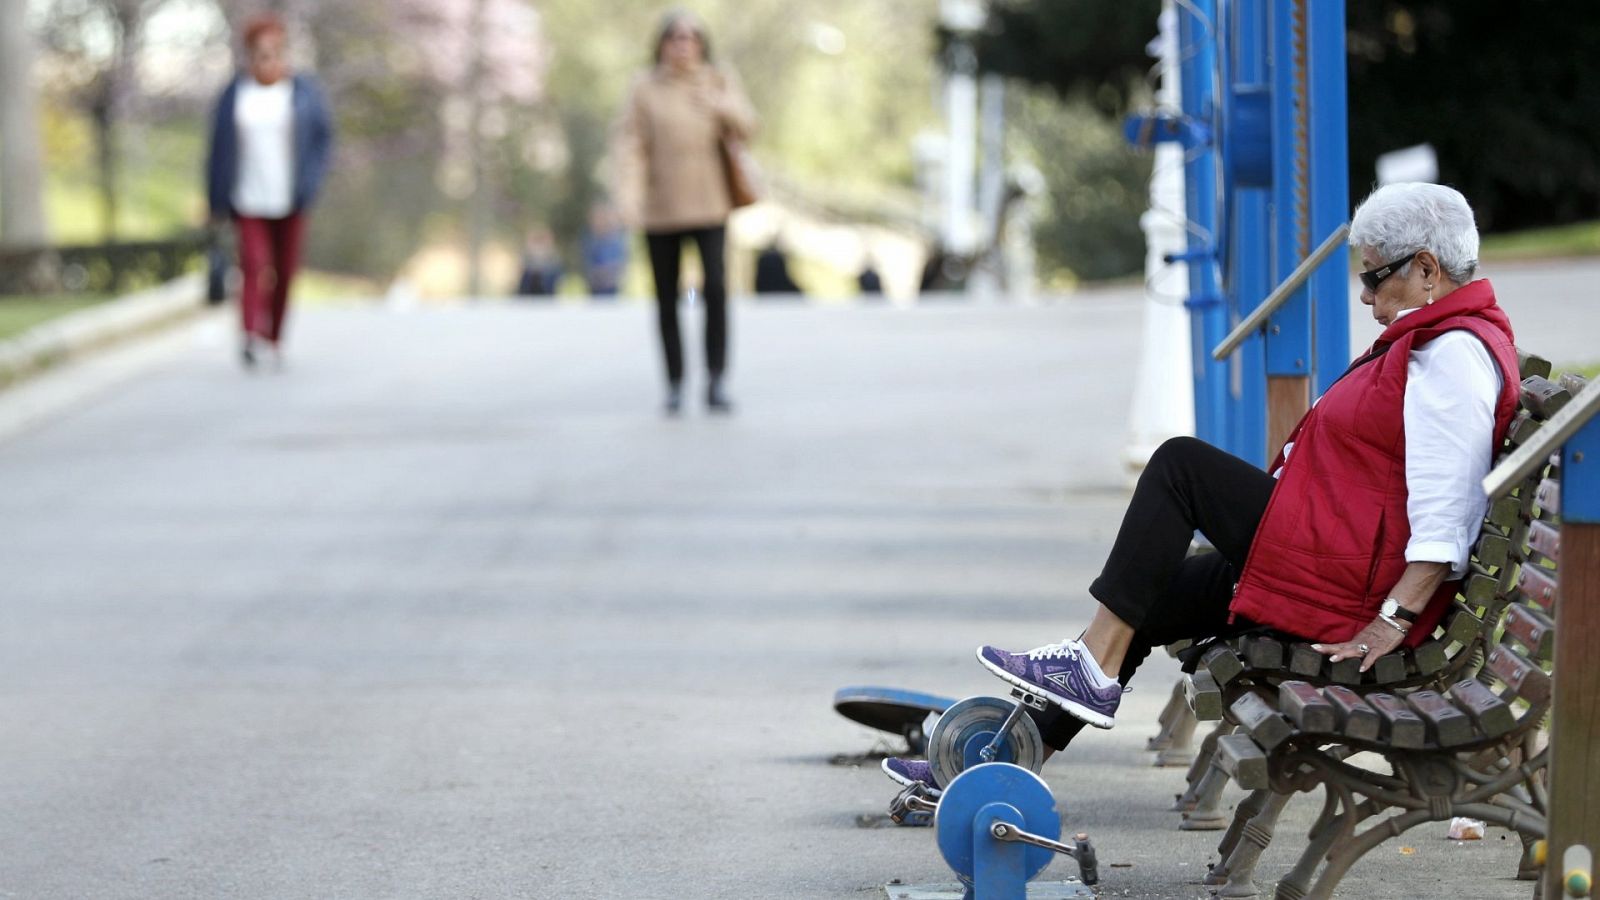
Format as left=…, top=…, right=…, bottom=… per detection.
left=205, top=14, right=333, bottom=368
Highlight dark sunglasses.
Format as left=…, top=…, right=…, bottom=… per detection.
left=1359, top=251, right=1418, bottom=292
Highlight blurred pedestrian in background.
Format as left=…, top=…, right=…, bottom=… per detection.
left=581, top=202, right=628, bottom=298
left=205, top=14, right=334, bottom=370
left=754, top=242, right=801, bottom=295
left=516, top=225, right=564, bottom=297
left=612, top=9, right=756, bottom=415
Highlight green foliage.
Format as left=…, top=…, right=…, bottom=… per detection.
left=1345, top=2, right=1600, bottom=231
left=42, top=110, right=204, bottom=243
left=965, top=0, right=1159, bottom=115
left=0, top=295, right=111, bottom=340
left=1008, top=87, right=1151, bottom=282
left=1480, top=220, right=1600, bottom=261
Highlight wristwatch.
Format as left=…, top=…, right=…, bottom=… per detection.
left=1380, top=598, right=1420, bottom=623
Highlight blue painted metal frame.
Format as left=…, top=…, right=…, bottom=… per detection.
left=1565, top=420, right=1600, bottom=524
left=1132, top=0, right=1351, bottom=466
left=935, top=763, right=1059, bottom=898
left=1174, top=0, right=1230, bottom=455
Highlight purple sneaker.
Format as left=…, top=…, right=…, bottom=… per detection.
left=976, top=640, right=1121, bottom=729
left=881, top=757, right=937, bottom=789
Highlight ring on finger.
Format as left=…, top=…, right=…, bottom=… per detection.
left=1358, top=643, right=1371, bottom=654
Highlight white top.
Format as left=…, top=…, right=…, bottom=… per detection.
left=1278, top=308, right=1502, bottom=578
left=232, top=78, right=295, bottom=218
left=1400, top=323, right=1502, bottom=577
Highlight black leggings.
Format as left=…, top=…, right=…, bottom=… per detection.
left=1033, top=436, right=1276, bottom=750
left=645, top=226, right=727, bottom=386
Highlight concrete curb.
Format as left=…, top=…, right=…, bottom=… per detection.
left=0, top=274, right=205, bottom=388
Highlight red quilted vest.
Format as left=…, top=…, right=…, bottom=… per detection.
left=1227, top=279, right=1520, bottom=647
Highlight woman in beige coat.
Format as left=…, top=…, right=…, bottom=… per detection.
left=614, top=10, right=756, bottom=414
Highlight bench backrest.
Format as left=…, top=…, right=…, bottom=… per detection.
left=1464, top=357, right=1585, bottom=738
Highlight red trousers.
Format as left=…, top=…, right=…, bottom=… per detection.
left=235, top=212, right=307, bottom=343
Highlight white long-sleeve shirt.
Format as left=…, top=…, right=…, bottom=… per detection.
left=1279, top=310, right=1502, bottom=578
left=233, top=78, right=295, bottom=218
left=1400, top=326, right=1502, bottom=577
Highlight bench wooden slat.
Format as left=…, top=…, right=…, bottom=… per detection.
left=1486, top=644, right=1552, bottom=705
left=1475, top=528, right=1512, bottom=570
left=1486, top=494, right=1523, bottom=532
left=1366, top=693, right=1427, bottom=749
left=1369, top=654, right=1407, bottom=684
left=1520, top=375, right=1571, bottom=419
left=1405, top=689, right=1474, bottom=746
left=1443, top=603, right=1483, bottom=647
left=1202, top=644, right=1246, bottom=687
left=1515, top=563, right=1558, bottom=609
left=1462, top=568, right=1498, bottom=607
left=1243, top=636, right=1285, bottom=669
left=1186, top=670, right=1224, bottom=721
left=1328, top=656, right=1362, bottom=685
left=1288, top=642, right=1323, bottom=677
left=1323, top=685, right=1381, bottom=741
left=1279, top=680, right=1336, bottom=732
left=1509, top=411, right=1542, bottom=446
left=1527, top=520, right=1561, bottom=564
left=1536, top=477, right=1561, bottom=516
left=1505, top=603, right=1556, bottom=661
left=1408, top=640, right=1448, bottom=676
left=1215, top=733, right=1270, bottom=790
left=1230, top=692, right=1293, bottom=752
left=1517, top=350, right=1552, bottom=380
left=1447, top=678, right=1516, bottom=739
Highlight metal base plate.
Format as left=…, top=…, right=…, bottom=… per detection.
left=883, top=882, right=1093, bottom=899
left=834, top=686, right=956, bottom=740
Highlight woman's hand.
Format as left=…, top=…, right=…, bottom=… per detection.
left=1310, top=619, right=1406, bottom=672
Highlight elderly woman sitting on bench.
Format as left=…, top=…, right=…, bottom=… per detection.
left=885, top=182, right=1524, bottom=788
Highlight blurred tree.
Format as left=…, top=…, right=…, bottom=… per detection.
left=35, top=0, right=176, bottom=240
left=1345, top=1, right=1600, bottom=230
left=962, top=0, right=1159, bottom=115
left=1008, top=86, right=1151, bottom=282
left=1, top=0, right=50, bottom=244
left=939, top=0, right=1157, bottom=281
left=969, top=0, right=1600, bottom=235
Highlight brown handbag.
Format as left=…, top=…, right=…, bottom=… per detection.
left=719, top=135, right=760, bottom=208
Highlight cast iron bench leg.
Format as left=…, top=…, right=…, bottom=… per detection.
left=1174, top=722, right=1228, bottom=813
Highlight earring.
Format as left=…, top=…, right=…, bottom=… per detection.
left=1426, top=284, right=1434, bottom=305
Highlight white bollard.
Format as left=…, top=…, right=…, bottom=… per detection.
left=1124, top=0, right=1195, bottom=480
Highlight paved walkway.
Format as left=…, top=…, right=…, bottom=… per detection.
left=0, top=287, right=1567, bottom=898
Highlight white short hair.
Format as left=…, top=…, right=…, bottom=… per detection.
left=1349, top=182, right=1479, bottom=283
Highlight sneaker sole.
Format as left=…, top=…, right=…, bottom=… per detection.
left=880, top=758, right=932, bottom=789
left=975, top=647, right=1116, bottom=729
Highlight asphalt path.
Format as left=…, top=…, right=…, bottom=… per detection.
left=2, top=277, right=1582, bottom=898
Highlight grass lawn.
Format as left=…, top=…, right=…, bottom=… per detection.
left=1481, top=220, right=1600, bottom=262
left=0, top=295, right=113, bottom=341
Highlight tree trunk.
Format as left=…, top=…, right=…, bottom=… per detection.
left=0, top=1, right=49, bottom=246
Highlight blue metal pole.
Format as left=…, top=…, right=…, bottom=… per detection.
left=1307, top=0, right=1351, bottom=392
left=1266, top=0, right=1314, bottom=386
left=1176, top=0, right=1228, bottom=451
left=1225, top=0, right=1271, bottom=467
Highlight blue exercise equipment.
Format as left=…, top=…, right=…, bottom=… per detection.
left=926, top=695, right=1046, bottom=788
left=935, top=763, right=1099, bottom=899
left=833, top=685, right=956, bottom=754
left=1128, top=0, right=1351, bottom=467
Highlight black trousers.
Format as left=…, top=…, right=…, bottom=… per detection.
left=645, top=226, right=728, bottom=386
left=1033, top=436, right=1277, bottom=750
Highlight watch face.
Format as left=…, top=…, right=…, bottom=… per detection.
left=1380, top=599, right=1398, bottom=617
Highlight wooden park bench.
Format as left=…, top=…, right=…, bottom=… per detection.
left=1143, top=353, right=1599, bottom=898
